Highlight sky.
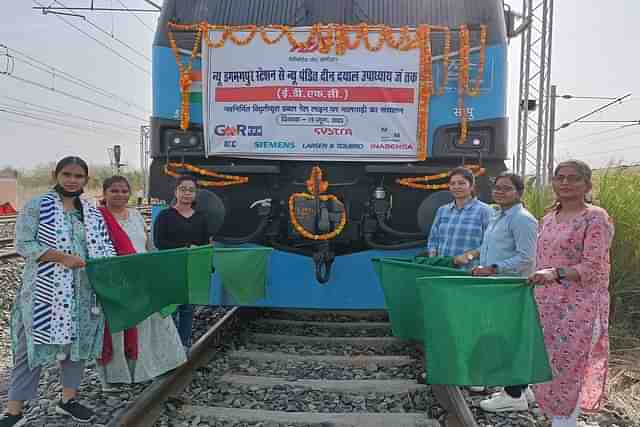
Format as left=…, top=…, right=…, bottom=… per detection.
left=1, top=0, right=639, bottom=171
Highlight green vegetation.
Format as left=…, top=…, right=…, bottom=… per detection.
left=14, top=163, right=143, bottom=206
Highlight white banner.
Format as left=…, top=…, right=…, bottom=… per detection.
left=203, top=28, right=421, bottom=161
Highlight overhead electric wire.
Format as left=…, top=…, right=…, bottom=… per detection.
left=556, top=123, right=640, bottom=146
left=3, top=44, right=150, bottom=113
left=0, top=107, right=131, bottom=138
left=571, top=125, right=640, bottom=148
left=0, top=96, right=139, bottom=135
left=556, top=93, right=632, bottom=131
left=142, top=0, right=162, bottom=11
left=575, top=120, right=640, bottom=124
left=0, top=105, right=135, bottom=138
left=33, top=0, right=150, bottom=75
left=115, top=0, right=155, bottom=33
left=4, top=73, right=147, bottom=122
left=2, top=115, right=91, bottom=137
left=53, top=0, right=151, bottom=63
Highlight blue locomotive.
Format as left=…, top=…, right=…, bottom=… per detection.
left=149, top=0, right=512, bottom=309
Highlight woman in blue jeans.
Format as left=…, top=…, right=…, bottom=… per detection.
left=154, top=175, right=210, bottom=352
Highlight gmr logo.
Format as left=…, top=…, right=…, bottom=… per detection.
left=214, top=124, right=263, bottom=137
left=314, top=128, right=353, bottom=136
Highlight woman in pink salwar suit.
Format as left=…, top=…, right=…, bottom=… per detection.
left=529, top=160, right=614, bottom=427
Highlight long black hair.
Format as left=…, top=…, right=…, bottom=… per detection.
left=53, top=156, right=89, bottom=222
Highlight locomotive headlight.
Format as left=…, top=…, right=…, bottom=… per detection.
left=165, top=130, right=202, bottom=149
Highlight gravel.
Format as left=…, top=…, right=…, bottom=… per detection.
left=241, top=340, right=415, bottom=357
left=248, top=322, right=392, bottom=338
left=0, top=262, right=632, bottom=427
left=0, top=221, right=15, bottom=241
left=260, top=310, right=390, bottom=323
left=0, top=257, right=22, bottom=397
left=0, top=256, right=227, bottom=425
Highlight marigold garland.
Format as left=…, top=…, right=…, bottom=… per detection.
left=416, top=25, right=433, bottom=161
left=438, top=27, right=451, bottom=96
left=457, top=25, right=471, bottom=145
left=288, top=167, right=347, bottom=241
left=164, top=162, right=249, bottom=187
left=469, top=24, right=487, bottom=97
left=167, top=23, right=205, bottom=130
left=166, top=22, right=487, bottom=158
left=396, top=164, right=486, bottom=190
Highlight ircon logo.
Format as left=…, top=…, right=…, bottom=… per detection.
left=314, top=128, right=353, bottom=136
left=214, top=124, right=263, bottom=137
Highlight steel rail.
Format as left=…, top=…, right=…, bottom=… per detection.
left=108, top=307, right=244, bottom=427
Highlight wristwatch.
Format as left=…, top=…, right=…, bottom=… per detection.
left=556, top=267, right=567, bottom=280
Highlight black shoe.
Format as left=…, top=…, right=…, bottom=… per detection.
left=0, top=413, right=26, bottom=427
left=55, top=398, right=95, bottom=422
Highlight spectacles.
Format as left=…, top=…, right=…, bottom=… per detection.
left=492, top=185, right=516, bottom=193
left=552, top=175, right=583, bottom=184
left=177, top=186, right=197, bottom=193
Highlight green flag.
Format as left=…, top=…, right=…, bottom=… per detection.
left=86, top=246, right=271, bottom=333
left=418, top=276, right=552, bottom=386
left=372, top=257, right=467, bottom=341
left=212, top=246, right=272, bottom=304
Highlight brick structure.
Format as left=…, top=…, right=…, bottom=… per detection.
left=0, top=170, right=18, bottom=211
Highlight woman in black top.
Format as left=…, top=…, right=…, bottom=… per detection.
left=154, top=175, right=210, bottom=351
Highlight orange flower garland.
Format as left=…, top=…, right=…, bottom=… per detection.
left=457, top=25, right=471, bottom=144
left=167, top=23, right=205, bottom=130
left=469, top=25, right=487, bottom=97
left=416, top=25, right=433, bottom=161
left=288, top=167, right=347, bottom=241
left=438, top=27, right=451, bottom=96
left=305, top=166, right=329, bottom=195
left=397, top=164, right=486, bottom=190
left=164, top=162, right=249, bottom=187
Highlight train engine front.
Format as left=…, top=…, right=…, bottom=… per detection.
left=149, top=0, right=510, bottom=309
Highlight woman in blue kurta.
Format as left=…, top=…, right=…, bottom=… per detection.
left=1, top=157, right=115, bottom=427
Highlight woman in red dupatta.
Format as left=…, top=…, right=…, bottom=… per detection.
left=96, top=176, right=186, bottom=391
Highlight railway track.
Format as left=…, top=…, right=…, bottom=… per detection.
left=0, top=205, right=153, bottom=248
left=0, top=215, right=17, bottom=224
left=108, top=309, right=484, bottom=427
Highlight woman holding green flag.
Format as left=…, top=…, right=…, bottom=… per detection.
left=154, top=175, right=211, bottom=352
left=426, top=167, right=494, bottom=269
left=96, top=176, right=186, bottom=392
left=1, top=157, right=114, bottom=427
left=471, top=172, right=539, bottom=412
left=528, top=160, right=613, bottom=427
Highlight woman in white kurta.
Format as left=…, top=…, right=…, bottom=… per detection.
left=97, top=176, right=186, bottom=388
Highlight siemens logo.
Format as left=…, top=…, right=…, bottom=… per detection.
left=255, top=141, right=295, bottom=150
left=214, top=124, right=263, bottom=137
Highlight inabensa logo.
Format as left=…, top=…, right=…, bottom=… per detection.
left=214, top=124, right=263, bottom=137
left=314, top=128, right=353, bottom=136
